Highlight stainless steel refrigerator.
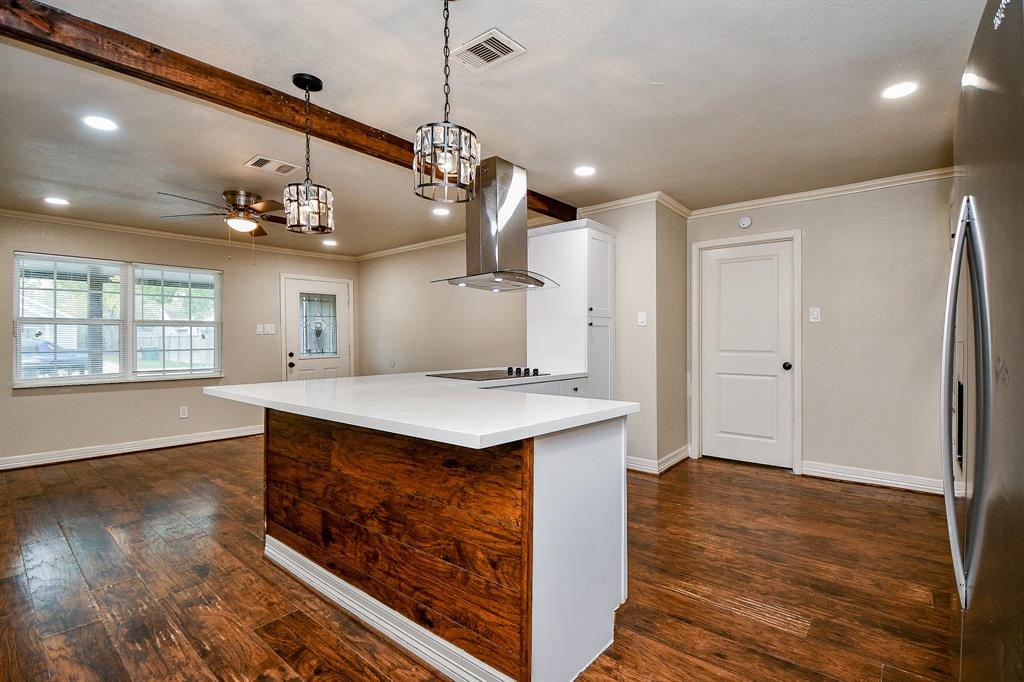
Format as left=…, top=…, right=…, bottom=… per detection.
left=941, top=0, right=1024, bottom=679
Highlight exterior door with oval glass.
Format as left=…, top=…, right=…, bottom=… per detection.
left=283, top=276, right=351, bottom=380
left=700, top=240, right=795, bottom=468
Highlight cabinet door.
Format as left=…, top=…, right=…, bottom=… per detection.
left=560, top=377, right=589, bottom=398
left=587, top=318, right=613, bottom=399
left=587, top=231, right=614, bottom=318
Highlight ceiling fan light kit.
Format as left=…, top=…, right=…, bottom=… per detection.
left=413, top=0, right=480, bottom=204
left=284, top=73, right=335, bottom=234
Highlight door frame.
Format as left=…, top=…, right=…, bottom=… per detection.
left=689, top=229, right=803, bottom=473
left=279, top=273, right=356, bottom=380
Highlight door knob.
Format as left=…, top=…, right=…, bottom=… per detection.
left=288, top=352, right=295, bottom=358
left=782, top=362, right=793, bottom=371
left=288, top=362, right=295, bottom=368
left=588, top=322, right=594, bottom=326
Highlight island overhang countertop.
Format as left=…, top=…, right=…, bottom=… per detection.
left=203, top=369, right=639, bottom=449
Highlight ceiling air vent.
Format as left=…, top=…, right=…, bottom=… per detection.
left=244, top=155, right=299, bottom=176
left=452, top=29, right=525, bottom=73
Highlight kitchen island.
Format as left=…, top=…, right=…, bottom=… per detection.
left=204, top=371, right=638, bottom=682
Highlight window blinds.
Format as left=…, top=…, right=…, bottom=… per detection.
left=133, top=264, right=223, bottom=376
left=13, top=252, right=222, bottom=387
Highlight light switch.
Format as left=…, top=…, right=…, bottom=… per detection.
left=264, top=323, right=276, bottom=335
left=256, top=324, right=265, bottom=335
left=638, top=311, right=648, bottom=327
left=809, top=306, right=821, bottom=323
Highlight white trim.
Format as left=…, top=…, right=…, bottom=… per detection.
left=264, top=536, right=513, bottom=682
left=801, top=461, right=944, bottom=495
left=689, top=230, right=803, bottom=473
left=625, top=445, right=689, bottom=475
left=687, top=167, right=954, bottom=219
left=0, top=424, right=262, bottom=470
left=279, top=274, right=356, bottom=381
left=0, top=208, right=357, bottom=261
left=578, top=191, right=692, bottom=219
left=355, top=233, right=465, bottom=261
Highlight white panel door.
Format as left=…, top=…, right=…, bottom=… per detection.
left=283, top=277, right=351, bottom=381
left=700, top=241, right=794, bottom=467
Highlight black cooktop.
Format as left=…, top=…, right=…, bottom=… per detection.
left=427, top=369, right=549, bottom=381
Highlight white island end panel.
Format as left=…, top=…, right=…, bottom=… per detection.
left=531, top=416, right=627, bottom=681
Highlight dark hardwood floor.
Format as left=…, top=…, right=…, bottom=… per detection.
left=0, top=437, right=956, bottom=681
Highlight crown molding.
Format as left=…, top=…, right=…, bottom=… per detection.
left=687, top=167, right=955, bottom=219
left=578, top=191, right=692, bottom=219
left=355, top=233, right=466, bottom=262
left=0, top=208, right=358, bottom=262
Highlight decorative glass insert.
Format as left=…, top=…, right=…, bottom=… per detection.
left=298, top=292, right=338, bottom=357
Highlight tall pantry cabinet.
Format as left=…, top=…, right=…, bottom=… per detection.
left=527, top=219, right=615, bottom=399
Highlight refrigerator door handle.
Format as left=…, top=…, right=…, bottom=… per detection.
left=941, top=194, right=972, bottom=609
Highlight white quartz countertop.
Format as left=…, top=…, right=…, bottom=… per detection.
left=204, top=369, right=638, bottom=449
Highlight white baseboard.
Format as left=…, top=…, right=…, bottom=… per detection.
left=0, top=425, right=264, bottom=470
left=801, top=461, right=943, bottom=494
left=265, top=536, right=512, bottom=682
left=626, top=445, right=690, bottom=475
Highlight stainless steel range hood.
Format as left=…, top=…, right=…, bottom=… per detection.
left=433, top=156, right=557, bottom=292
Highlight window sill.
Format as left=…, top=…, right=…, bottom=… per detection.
left=12, top=371, right=224, bottom=390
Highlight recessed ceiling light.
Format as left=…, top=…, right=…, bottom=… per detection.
left=881, top=81, right=918, bottom=99
left=432, top=207, right=450, bottom=216
left=491, top=288, right=500, bottom=293
left=574, top=166, right=596, bottom=177
left=82, top=115, right=118, bottom=131
left=322, top=239, right=338, bottom=247
left=457, top=282, right=467, bottom=287
left=43, top=197, right=69, bottom=206
left=961, top=72, right=979, bottom=88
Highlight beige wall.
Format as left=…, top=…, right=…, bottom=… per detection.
left=581, top=202, right=662, bottom=466
left=655, top=203, right=688, bottom=459
left=356, top=240, right=525, bottom=374
left=0, top=213, right=358, bottom=461
left=687, top=178, right=952, bottom=479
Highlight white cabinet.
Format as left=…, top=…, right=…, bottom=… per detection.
left=528, top=219, right=615, bottom=400
left=587, top=232, right=614, bottom=318
left=487, top=378, right=589, bottom=398
left=560, top=377, right=589, bottom=397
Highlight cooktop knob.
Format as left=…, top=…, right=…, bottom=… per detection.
left=507, top=367, right=514, bottom=375
left=515, top=367, right=522, bottom=375
left=532, top=368, right=540, bottom=376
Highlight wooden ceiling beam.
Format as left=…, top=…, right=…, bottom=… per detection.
left=0, top=0, right=578, bottom=222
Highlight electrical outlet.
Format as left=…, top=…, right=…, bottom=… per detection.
left=256, top=324, right=264, bottom=335
left=638, top=311, right=648, bottom=327
left=809, top=306, right=822, bottom=323
left=179, top=406, right=189, bottom=419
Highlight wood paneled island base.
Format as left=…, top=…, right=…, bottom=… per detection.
left=264, top=409, right=534, bottom=680
left=205, top=372, right=636, bottom=681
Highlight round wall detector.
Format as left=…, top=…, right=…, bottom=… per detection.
left=738, top=216, right=752, bottom=229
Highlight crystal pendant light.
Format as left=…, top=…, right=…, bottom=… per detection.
left=413, top=0, right=480, bottom=203
left=284, top=73, right=334, bottom=233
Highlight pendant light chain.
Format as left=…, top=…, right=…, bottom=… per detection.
left=443, top=0, right=451, bottom=122
left=304, top=87, right=312, bottom=186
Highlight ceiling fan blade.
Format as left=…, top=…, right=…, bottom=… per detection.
left=262, top=214, right=287, bottom=225
left=156, top=191, right=228, bottom=210
left=251, top=225, right=269, bottom=237
left=250, top=199, right=284, bottom=213
left=160, top=212, right=225, bottom=219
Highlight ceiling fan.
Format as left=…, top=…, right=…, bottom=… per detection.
left=158, top=190, right=286, bottom=237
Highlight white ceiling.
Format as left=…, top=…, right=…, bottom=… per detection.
left=0, top=40, right=479, bottom=256
left=41, top=0, right=983, bottom=210
left=2, top=1, right=983, bottom=255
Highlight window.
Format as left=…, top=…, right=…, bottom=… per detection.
left=13, top=253, right=222, bottom=387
